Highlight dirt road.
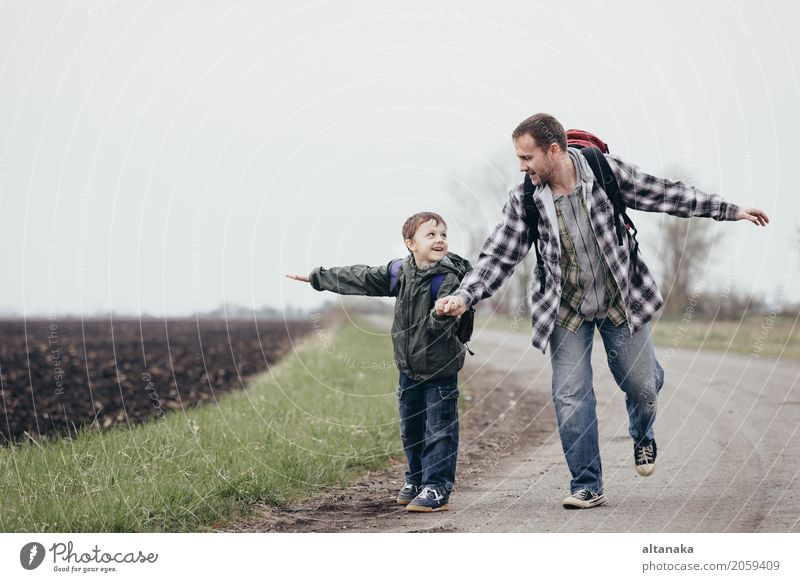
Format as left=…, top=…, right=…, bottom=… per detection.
left=224, top=322, right=800, bottom=533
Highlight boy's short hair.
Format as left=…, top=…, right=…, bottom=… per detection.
left=402, top=212, right=447, bottom=241
left=512, top=113, right=567, bottom=152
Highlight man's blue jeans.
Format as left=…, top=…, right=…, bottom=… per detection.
left=397, top=371, right=459, bottom=493
left=549, top=318, right=665, bottom=495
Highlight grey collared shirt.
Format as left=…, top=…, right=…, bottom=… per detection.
left=552, top=152, right=610, bottom=320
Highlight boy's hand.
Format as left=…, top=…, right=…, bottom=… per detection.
left=285, top=274, right=310, bottom=283
left=735, top=207, right=769, bottom=226
left=435, top=296, right=466, bottom=317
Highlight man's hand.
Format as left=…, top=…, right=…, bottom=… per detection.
left=285, top=274, right=310, bottom=283
left=735, top=207, right=770, bottom=226
left=435, top=295, right=467, bottom=317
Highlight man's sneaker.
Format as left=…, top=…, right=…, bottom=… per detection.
left=406, top=485, right=449, bottom=512
left=396, top=483, right=421, bottom=505
left=634, top=438, right=657, bottom=476
left=562, top=489, right=606, bottom=509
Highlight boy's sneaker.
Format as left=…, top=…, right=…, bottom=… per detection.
left=634, top=438, right=657, bottom=476
left=396, top=482, right=421, bottom=505
left=562, top=489, right=606, bottom=509
left=406, top=485, right=449, bottom=512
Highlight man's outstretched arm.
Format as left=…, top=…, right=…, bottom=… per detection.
left=606, top=154, right=769, bottom=225
left=437, top=188, right=533, bottom=317
left=732, top=206, right=769, bottom=226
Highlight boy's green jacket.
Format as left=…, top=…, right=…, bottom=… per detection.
left=309, top=252, right=473, bottom=381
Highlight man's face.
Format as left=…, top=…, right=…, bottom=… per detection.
left=405, top=219, right=448, bottom=265
left=514, top=134, right=555, bottom=186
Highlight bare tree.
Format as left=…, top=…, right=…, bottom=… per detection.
left=654, top=165, right=720, bottom=317
left=796, top=226, right=800, bottom=270
left=447, top=154, right=535, bottom=317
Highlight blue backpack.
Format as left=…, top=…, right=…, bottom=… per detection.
left=389, top=258, right=475, bottom=355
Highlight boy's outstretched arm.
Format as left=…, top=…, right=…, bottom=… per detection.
left=288, top=262, right=395, bottom=297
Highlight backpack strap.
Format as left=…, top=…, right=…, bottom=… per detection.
left=579, top=146, right=623, bottom=243
left=580, top=146, right=640, bottom=281
left=389, top=259, right=404, bottom=293
left=522, top=174, right=547, bottom=294
left=391, top=261, right=449, bottom=305
left=430, top=273, right=446, bottom=301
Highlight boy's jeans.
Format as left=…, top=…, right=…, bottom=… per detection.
left=397, top=371, right=459, bottom=494
left=549, top=318, right=665, bottom=495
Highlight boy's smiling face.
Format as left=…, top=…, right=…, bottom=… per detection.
left=405, top=218, right=448, bottom=267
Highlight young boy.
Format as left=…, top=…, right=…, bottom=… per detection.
left=286, top=211, right=472, bottom=512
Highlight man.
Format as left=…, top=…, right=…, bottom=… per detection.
left=435, top=113, right=769, bottom=509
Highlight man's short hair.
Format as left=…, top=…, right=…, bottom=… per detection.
left=402, top=212, right=447, bottom=241
left=512, top=113, right=567, bottom=152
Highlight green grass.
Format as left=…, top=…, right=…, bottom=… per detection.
left=0, top=321, right=401, bottom=532
left=650, top=314, right=800, bottom=359
left=479, top=312, right=800, bottom=359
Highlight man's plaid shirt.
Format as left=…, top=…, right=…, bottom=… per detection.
left=553, top=196, right=627, bottom=332
left=453, top=150, right=741, bottom=353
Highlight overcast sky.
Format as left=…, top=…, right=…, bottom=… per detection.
left=1, top=0, right=798, bottom=317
